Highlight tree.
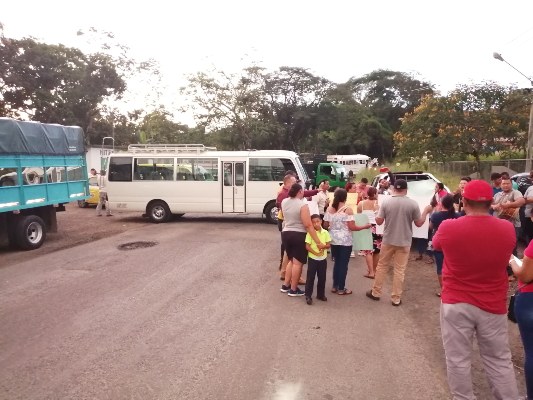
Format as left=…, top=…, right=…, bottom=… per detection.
left=395, top=82, right=530, bottom=172
left=312, top=83, right=391, bottom=159
left=262, top=67, right=333, bottom=151
left=137, top=109, right=193, bottom=144
left=347, top=70, right=435, bottom=159
left=182, top=66, right=268, bottom=150
left=0, top=33, right=125, bottom=134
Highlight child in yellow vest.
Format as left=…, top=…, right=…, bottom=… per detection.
left=304, top=214, right=332, bottom=305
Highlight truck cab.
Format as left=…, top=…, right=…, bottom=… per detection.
left=308, top=162, right=347, bottom=190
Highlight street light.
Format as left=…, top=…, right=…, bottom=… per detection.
left=493, top=52, right=533, bottom=171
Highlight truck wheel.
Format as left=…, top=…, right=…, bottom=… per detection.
left=147, top=201, right=171, bottom=223
left=264, top=201, right=278, bottom=224
left=77, top=200, right=88, bottom=208
left=14, top=215, right=46, bottom=250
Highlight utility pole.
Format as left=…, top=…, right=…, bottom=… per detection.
left=493, top=52, right=533, bottom=171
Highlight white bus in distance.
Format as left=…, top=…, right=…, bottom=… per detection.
left=104, top=144, right=309, bottom=223
left=327, top=154, right=370, bottom=175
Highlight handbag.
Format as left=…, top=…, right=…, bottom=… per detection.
left=499, top=207, right=519, bottom=220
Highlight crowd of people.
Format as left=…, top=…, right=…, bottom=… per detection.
left=275, top=169, right=533, bottom=400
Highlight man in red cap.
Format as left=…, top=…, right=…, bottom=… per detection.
left=432, top=180, right=519, bottom=399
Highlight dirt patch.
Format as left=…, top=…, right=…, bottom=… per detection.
left=0, top=202, right=151, bottom=268
left=117, top=241, right=158, bottom=251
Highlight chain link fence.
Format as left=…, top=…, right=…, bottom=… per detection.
left=427, top=159, right=529, bottom=181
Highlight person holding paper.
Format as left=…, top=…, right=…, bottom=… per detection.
left=366, top=179, right=432, bottom=306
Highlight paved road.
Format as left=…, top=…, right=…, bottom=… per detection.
left=0, top=216, right=520, bottom=399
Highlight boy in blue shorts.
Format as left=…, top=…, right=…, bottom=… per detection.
left=305, top=214, right=332, bottom=305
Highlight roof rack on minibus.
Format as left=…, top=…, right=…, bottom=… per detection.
left=127, top=144, right=217, bottom=154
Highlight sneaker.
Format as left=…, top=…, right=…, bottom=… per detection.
left=350, top=251, right=355, bottom=258
left=365, top=290, right=380, bottom=301
left=280, top=285, right=290, bottom=293
left=306, top=297, right=313, bottom=305
left=288, top=288, right=305, bottom=297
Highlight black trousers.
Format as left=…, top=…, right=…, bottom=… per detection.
left=524, top=217, right=533, bottom=246
left=305, top=258, right=327, bottom=298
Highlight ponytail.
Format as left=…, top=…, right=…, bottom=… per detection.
left=332, top=188, right=347, bottom=210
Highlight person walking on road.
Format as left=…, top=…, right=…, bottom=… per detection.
left=365, top=179, right=432, bottom=306
left=432, top=180, right=520, bottom=400
left=96, top=170, right=112, bottom=217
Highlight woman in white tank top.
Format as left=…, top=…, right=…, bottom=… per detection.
left=357, top=187, right=383, bottom=278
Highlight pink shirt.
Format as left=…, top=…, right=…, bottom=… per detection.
left=432, top=215, right=515, bottom=314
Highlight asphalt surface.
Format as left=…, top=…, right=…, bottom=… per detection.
left=0, top=215, right=526, bottom=399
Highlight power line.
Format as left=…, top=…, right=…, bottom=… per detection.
left=503, top=25, right=533, bottom=47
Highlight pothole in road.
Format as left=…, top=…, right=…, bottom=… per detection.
left=117, top=241, right=158, bottom=250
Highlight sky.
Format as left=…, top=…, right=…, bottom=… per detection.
left=2, top=0, right=533, bottom=125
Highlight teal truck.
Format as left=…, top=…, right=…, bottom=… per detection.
left=0, top=118, right=89, bottom=250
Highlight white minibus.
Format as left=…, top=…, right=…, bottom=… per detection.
left=105, top=144, right=309, bottom=223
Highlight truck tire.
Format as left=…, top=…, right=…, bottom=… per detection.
left=147, top=201, right=171, bottom=223
left=78, top=200, right=88, bottom=208
left=14, top=215, right=46, bottom=250
left=264, top=201, right=278, bottom=225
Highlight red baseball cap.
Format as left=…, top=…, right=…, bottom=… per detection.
left=463, top=180, right=493, bottom=201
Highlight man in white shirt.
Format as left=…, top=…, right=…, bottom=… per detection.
left=315, top=179, right=330, bottom=220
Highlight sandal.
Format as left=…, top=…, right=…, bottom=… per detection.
left=414, top=255, right=423, bottom=261
left=331, top=288, right=338, bottom=293
left=338, top=289, right=353, bottom=295
left=363, top=274, right=375, bottom=279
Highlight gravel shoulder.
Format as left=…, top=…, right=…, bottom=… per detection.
left=0, top=202, right=150, bottom=268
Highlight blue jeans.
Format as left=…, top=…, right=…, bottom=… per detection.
left=515, top=291, right=533, bottom=399
left=331, top=245, right=352, bottom=291
left=434, top=251, right=444, bottom=275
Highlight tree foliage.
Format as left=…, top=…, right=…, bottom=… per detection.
left=1, top=23, right=528, bottom=164
left=0, top=34, right=125, bottom=135
left=181, top=66, right=268, bottom=150
left=395, top=82, right=531, bottom=170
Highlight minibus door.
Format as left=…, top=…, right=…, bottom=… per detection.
left=222, top=162, right=245, bottom=213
